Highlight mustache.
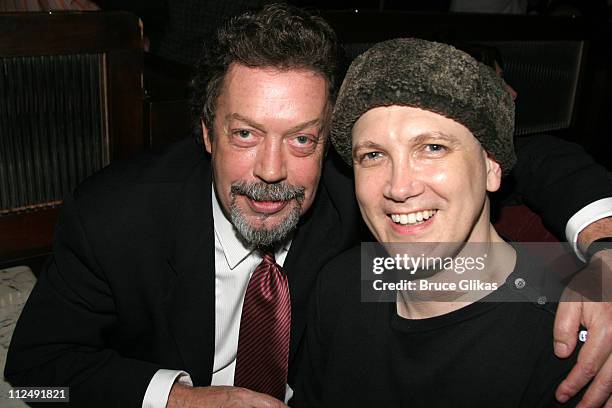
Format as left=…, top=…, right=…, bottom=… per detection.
left=230, top=181, right=305, bottom=202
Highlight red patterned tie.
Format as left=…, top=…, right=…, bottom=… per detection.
left=233, top=251, right=291, bottom=400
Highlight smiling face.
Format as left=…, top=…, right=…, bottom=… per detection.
left=203, top=63, right=329, bottom=247
left=352, top=105, right=502, bottom=245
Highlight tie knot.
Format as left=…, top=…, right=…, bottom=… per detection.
left=260, top=251, right=276, bottom=265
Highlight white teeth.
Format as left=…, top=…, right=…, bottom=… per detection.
left=390, top=210, right=437, bottom=225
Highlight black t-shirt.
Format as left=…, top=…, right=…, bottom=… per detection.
left=292, top=245, right=583, bottom=408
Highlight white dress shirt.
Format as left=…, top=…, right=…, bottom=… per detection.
left=142, top=185, right=291, bottom=408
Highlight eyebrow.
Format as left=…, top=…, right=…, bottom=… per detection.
left=353, top=131, right=459, bottom=149
left=226, top=113, right=266, bottom=133
left=285, top=118, right=323, bottom=134
left=410, top=131, right=460, bottom=145
left=226, top=113, right=323, bottom=135
left=352, top=140, right=385, bottom=152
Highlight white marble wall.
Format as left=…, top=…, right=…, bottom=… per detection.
left=0, top=266, right=36, bottom=408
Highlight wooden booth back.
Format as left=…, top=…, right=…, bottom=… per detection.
left=0, top=12, right=145, bottom=266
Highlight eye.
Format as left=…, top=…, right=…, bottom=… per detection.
left=425, top=144, right=445, bottom=152
left=287, top=134, right=318, bottom=154
left=295, top=135, right=311, bottom=145
left=230, top=129, right=259, bottom=147
left=354, top=150, right=385, bottom=167
left=364, top=151, right=382, bottom=160
left=236, top=130, right=252, bottom=139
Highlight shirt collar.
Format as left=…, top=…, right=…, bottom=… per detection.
left=212, top=184, right=291, bottom=269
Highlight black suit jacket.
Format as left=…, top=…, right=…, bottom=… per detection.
left=5, top=135, right=612, bottom=407
left=4, top=139, right=359, bottom=406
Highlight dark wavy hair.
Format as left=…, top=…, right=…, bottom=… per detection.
left=191, top=2, right=341, bottom=142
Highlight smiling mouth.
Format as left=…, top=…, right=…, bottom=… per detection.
left=389, top=209, right=438, bottom=226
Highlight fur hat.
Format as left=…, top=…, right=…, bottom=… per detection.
left=331, top=38, right=516, bottom=174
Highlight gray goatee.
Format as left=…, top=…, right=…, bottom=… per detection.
left=229, top=180, right=305, bottom=248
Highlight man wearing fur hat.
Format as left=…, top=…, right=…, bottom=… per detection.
left=292, top=38, right=608, bottom=407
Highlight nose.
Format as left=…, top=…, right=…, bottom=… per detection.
left=383, top=158, right=425, bottom=202
left=253, top=136, right=287, bottom=183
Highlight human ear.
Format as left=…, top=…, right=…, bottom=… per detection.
left=485, top=152, right=502, bottom=193
left=201, top=120, right=212, bottom=154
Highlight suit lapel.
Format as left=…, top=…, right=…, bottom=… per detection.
left=163, top=157, right=216, bottom=386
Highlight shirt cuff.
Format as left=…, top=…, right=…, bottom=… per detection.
left=565, top=197, right=612, bottom=262
left=142, top=369, right=193, bottom=408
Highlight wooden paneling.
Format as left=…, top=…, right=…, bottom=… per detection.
left=0, top=12, right=145, bottom=264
